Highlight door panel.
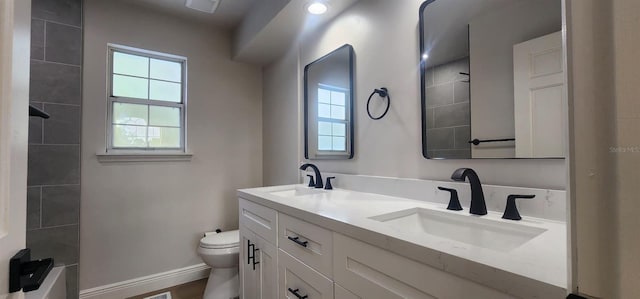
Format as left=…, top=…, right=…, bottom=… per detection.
left=240, top=225, right=277, bottom=299
left=513, top=31, right=565, bottom=158
left=0, top=0, right=31, bottom=297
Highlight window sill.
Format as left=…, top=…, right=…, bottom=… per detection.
left=96, top=151, right=193, bottom=163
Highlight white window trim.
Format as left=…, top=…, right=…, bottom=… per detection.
left=101, top=44, right=190, bottom=161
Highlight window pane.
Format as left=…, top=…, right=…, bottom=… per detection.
left=331, top=105, right=345, bottom=120
left=113, top=52, right=148, bottom=77
left=332, top=136, right=346, bottom=151
left=113, top=75, right=149, bottom=99
left=318, top=103, right=331, bottom=118
left=149, top=80, right=181, bottom=102
left=318, top=88, right=331, bottom=104
left=331, top=91, right=346, bottom=106
left=318, top=136, right=332, bottom=151
left=332, top=123, right=346, bottom=137
left=149, top=106, right=180, bottom=127
left=113, top=125, right=147, bottom=148
left=113, top=103, right=148, bottom=125
left=150, top=59, right=182, bottom=82
left=148, top=127, right=180, bottom=148
left=318, top=121, right=332, bottom=135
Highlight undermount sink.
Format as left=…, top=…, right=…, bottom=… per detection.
left=370, top=208, right=547, bottom=252
left=270, top=186, right=326, bottom=198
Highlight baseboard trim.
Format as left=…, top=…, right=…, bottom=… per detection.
left=79, top=263, right=210, bottom=299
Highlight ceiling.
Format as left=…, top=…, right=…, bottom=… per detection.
left=123, top=0, right=259, bottom=28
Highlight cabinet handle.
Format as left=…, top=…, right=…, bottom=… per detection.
left=248, top=240, right=259, bottom=270
left=288, top=288, right=309, bottom=299
left=247, top=240, right=252, bottom=265
left=252, top=247, right=260, bottom=271
left=287, top=236, right=309, bottom=248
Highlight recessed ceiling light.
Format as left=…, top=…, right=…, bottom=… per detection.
left=422, top=53, right=429, bottom=60
left=185, top=0, right=220, bottom=14
left=307, top=2, right=328, bottom=15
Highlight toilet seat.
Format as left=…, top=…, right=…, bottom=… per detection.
left=199, top=230, right=239, bottom=249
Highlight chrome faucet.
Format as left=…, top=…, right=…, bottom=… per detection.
left=450, top=168, right=487, bottom=215
left=300, top=163, right=323, bottom=189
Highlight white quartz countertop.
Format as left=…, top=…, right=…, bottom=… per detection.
left=238, top=184, right=567, bottom=299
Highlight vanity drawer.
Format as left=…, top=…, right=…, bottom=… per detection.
left=278, top=249, right=334, bottom=299
left=333, top=233, right=515, bottom=299
left=278, top=213, right=333, bottom=278
left=239, top=198, right=278, bottom=245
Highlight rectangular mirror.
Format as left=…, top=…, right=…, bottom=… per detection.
left=304, top=44, right=355, bottom=160
left=420, top=0, right=566, bottom=159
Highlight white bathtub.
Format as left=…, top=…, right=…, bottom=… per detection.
left=25, top=266, right=66, bottom=299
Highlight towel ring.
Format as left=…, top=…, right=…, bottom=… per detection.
left=367, top=87, right=390, bottom=120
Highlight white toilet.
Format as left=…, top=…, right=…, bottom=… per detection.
left=197, top=230, right=240, bottom=299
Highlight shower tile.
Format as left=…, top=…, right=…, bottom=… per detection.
left=27, top=224, right=79, bottom=265
left=454, top=126, right=471, bottom=149
left=27, top=187, right=41, bottom=230
left=43, top=104, right=81, bottom=145
left=454, top=81, right=470, bottom=103
left=426, top=83, right=453, bottom=107
left=27, top=145, right=80, bottom=185
left=434, top=102, right=470, bottom=128
left=426, top=127, right=454, bottom=150
left=32, top=0, right=82, bottom=27
left=30, top=60, right=81, bottom=104
left=42, top=185, right=80, bottom=227
left=45, top=22, right=82, bottom=65
left=31, top=19, right=45, bottom=60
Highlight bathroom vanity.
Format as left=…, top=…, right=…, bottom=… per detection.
left=237, top=175, right=567, bottom=299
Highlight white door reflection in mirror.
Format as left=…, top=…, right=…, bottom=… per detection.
left=514, top=31, right=565, bottom=158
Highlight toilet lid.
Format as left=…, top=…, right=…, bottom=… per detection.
left=199, top=230, right=239, bottom=249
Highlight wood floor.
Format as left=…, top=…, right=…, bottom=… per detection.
left=127, top=279, right=207, bottom=299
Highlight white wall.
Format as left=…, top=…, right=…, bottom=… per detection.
left=80, top=0, right=262, bottom=290
left=263, top=0, right=566, bottom=190
left=469, top=0, right=561, bottom=158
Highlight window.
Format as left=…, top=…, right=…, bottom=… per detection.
left=107, top=45, right=186, bottom=152
left=317, top=85, right=347, bottom=152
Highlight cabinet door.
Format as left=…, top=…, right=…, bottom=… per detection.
left=240, top=226, right=258, bottom=299
left=255, top=234, right=278, bottom=299
left=240, top=225, right=278, bottom=299
left=279, top=249, right=334, bottom=299
left=335, top=284, right=360, bottom=299
left=333, top=233, right=515, bottom=299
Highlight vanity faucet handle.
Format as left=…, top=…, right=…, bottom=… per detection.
left=324, top=177, right=336, bottom=190
left=306, top=175, right=315, bottom=188
left=502, top=194, right=536, bottom=221
left=438, top=186, right=462, bottom=211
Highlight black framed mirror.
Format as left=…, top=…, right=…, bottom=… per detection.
left=304, top=44, right=355, bottom=160
left=419, top=0, right=565, bottom=159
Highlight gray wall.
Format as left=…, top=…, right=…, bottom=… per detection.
left=81, top=0, right=263, bottom=290
left=27, top=0, right=83, bottom=298
left=263, top=0, right=566, bottom=190
left=425, top=57, right=471, bottom=158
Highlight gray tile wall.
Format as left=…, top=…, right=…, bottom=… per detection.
left=425, top=57, right=471, bottom=159
left=27, top=1, right=82, bottom=298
